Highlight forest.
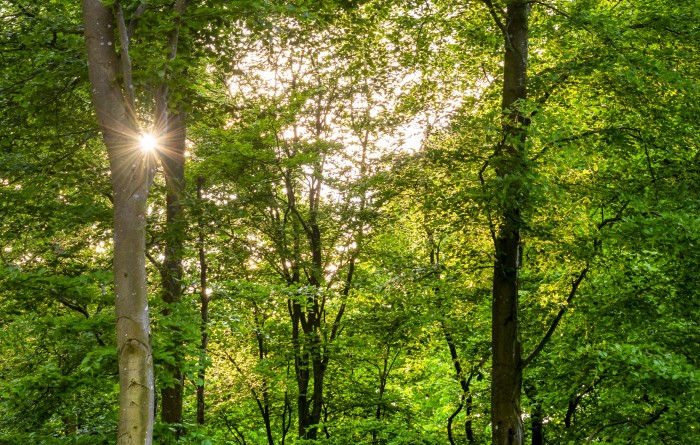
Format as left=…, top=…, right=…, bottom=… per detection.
left=0, top=1, right=698, bottom=444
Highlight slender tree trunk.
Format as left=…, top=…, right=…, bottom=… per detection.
left=525, top=383, right=544, bottom=445
left=443, top=324, right=478, bottom=444
left=290, top=301, right=311, bottom=438
left=465, top=393, right=475, bottom=444
left=309, top=352, right=325, bottom=440
left=81, top=1, right=155, bottom=443
left=490, top=2, right=530, bottom=445
left=154, top=0, right=188, bottom=431
left=261, top=384, right=275, bottom=445
left=157, top=108, right=187, bottom=431
left=281, top=367, right=292, bottom=445
left=197, top=177, right=209, bottom=425
left=530, top=402, right=544, bottom=445
left=287, top=169, right=326, bottom=440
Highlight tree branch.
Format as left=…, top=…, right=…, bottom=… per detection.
left=585, top=419, right=634, bottom=443
left=115, top=2, right=136, bottom=114
left=525, top=0, right=570, bottom=19
left=329, top=259, right=353, bottom=343
left=145, top=250, right=164, bottom=271
left=481, top=0, right=506, bottom=36
left=565, top=374, right=606, bottom=428
left=597, top=201, right=629, bottom=231
left=127, top=3, right=148, bottom=39
left=57, top=296, right=90, bottom=319
left=447, top=400, right=464, bottom=445
left=521, top=266, right=589, bottom=368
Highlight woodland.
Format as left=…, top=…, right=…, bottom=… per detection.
left=0, top=1, right=699, bottom=444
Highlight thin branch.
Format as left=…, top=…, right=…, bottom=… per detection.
left=644, top=405, right=669, bottom=426
left=522, top=266, right=589, bottom=368
left=585, top=419, right=634, bottom=443
left=115, top=2, right=136, bottom=114
left=532, top=129, right=607, bottom=161
left=127, top=3, right=148, bottom=39
left=529, top=71, right=570, bottom=118
left=447, top=401, right=464, bottom=445
left=145, top=250, right=164, bottom=271
left=222, top=350, right=265, bottom=413
left=329, top=259, right=353, bottom=343
left=221, top=414, right=248, bottom=445
left=565, top=374, right=606, bottom=428
left=597, top=201, right=629, bottom=231
left=57, top=296, right=90, bottom=319
left=481, top=0, right=506, bottom=35
left=523, top=199, right=628, bottom=369
left=526, top=0, right=571, bottom=19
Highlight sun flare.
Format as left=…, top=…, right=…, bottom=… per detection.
left=139, top=133, right=158, bottom=152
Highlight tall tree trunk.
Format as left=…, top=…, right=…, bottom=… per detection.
left=154, top=0, right=189, bottom=431
left=112, top=168, right=156, bottom=445
left=157, top=108, right=187, bottom=431
left=81, top=1, right=155, bottom=443
left=196, top=177, right=209, bottom=426
left=257, top=329, right=275, bottom=445
left=289, top=298, right=311, bottom=438
left=489, top=2, right=530, bottom=445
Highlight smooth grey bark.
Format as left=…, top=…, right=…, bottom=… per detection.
left=81, top=1, right=155, bottom=443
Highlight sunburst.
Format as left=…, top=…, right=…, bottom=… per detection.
left=139, top=133, right=158, bottom=153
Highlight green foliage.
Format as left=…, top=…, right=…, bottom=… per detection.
left=1, top=0, right=699, bottom=443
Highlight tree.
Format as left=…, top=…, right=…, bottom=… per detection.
left=81, top=0, right=192, bottom=442
left=149, top=0, right=189, bottom=432
left=81, top=1, right=155, bottom=442
left=483, top=2, right=530, bottom=443
left=188, top=3, right=414, bottom=439
left=471, top=1, right=700, bottom=443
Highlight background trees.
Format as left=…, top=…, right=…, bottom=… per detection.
left=1, top=0, right=698, bottom=444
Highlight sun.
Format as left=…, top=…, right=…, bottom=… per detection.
left=139, top=133, right=158, bottom=153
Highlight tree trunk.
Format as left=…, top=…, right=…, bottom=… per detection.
left=81, top=1, right=155, bottom=443
left=531, top=402, right=544, bottom=445
left=465, top=393, right=475, bottom=444
left=290, top=300, right=311, bottom=439
left=490, top=2, right=530, bottom=445
left=113, top=176, right=156, bottom=445
left=154, top=0, right=188, bottom=431
left=443, top=323, right=477, bottom=444
left=197, top=177, right=209, bottom=426
left=525, top=383, right=544, bottom=445
left=157, top=108, right=187, bottom=431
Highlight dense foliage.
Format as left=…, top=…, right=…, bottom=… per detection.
left=1, top=0, right=698, bottom=444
